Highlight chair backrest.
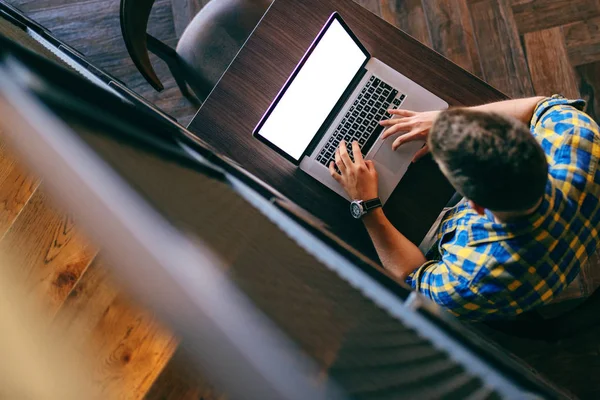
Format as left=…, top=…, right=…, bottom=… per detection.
left=119, top=0, right=163, bottom=91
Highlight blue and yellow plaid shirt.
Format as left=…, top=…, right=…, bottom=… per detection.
left=407, top=96, right=600, bottom=320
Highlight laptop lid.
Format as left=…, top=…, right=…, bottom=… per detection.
left=253, top=13, right=370, bottom=165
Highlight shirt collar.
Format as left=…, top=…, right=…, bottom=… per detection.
left=466, top=179, right=555, bottom=246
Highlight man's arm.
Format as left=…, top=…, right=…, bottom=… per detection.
left=362, top=208, right=426, bottom=280
left=379, top=96, right=546, bottom=161
left=329, top=141, right=426, bottom=280
left=470, top=96, right=546, bottom=124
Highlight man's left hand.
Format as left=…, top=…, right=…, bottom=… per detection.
left=329, top=141, right=379, bottom=200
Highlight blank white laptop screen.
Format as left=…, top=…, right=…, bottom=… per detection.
left=256, top=19, right=367, bottom=161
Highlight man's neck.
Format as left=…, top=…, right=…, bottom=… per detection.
left=490, top=197, right=543, bottom=223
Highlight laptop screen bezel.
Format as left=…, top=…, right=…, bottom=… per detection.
left=252, top=12, right=371, bottom=165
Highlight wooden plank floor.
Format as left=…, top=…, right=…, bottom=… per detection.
left=0, top=143, right=178, bottom=399
left=3, top=0, right=600, bottom=399
left=8, top=0, right=600, bottom=123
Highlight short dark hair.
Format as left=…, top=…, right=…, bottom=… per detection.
left=429, top=108, right=548, bottom=212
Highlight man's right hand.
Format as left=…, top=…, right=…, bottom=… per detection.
left=379, top=109, right=441, bottom=162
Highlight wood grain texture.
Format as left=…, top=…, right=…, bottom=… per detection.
left=525, top=27, right=580, bottom=98
left=564, top=16, right=600, bottom=66
left=380, top=0, right=432, bottom=47
left=422, top=0, right=479, bottom=74
left=0, top=139, right=40, bottom=237
left=577, top=62, right=600, bottom=123
left=456, top=0, right=483, bottom=77
left=187, top=0, right=505, bottom=258
left=468, top=0, right=535, bottom=98
left=511, top=0, right=600, bottom=34
left=0, top=189, right=96, bottom=314
left=56, top=257, right=177, bottom=400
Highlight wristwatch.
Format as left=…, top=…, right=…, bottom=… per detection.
left=350, top=198, right=382, bottom=219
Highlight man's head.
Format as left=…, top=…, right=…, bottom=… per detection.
left=428, top=109, right=548, bottom=217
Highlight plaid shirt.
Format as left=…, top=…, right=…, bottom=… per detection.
left=407, top=96, right=600, bottom=320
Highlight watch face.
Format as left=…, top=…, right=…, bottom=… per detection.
left=350, top=202, right=363, bottom=219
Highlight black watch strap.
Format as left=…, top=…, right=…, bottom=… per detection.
left=363, top=198, right=382, bottom=212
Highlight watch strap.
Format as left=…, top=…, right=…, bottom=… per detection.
left=363, top=198, right=382, bottom=212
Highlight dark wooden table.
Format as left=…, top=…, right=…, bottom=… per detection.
left=187, top=0, right=507, bottom=261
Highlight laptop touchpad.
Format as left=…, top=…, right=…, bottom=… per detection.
left=373, top=138, right=424, bottom=173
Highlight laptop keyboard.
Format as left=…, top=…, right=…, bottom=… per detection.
left=316, top=75, right=406, bottom=169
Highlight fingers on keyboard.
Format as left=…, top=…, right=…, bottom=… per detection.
left=318, top=76, right=407, bottom=167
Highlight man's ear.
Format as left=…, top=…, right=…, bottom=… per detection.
left=468, top=200, right=486, bottom=215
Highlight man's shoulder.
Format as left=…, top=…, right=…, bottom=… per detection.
left=531, top=95, right=588, bottom=128
left=532, top=96, right=600, bottom=195
left=531, top=96, right=599, bottom=155
left=441, top=206, right=554, bottom=280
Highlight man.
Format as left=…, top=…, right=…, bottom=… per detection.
left=330, top=95, right=600, bottom=320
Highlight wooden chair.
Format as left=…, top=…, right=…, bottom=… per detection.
left=120, top=0, right=272, bottom=104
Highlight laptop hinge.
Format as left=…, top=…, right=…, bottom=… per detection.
left=302, top=67, right=369, bottom=159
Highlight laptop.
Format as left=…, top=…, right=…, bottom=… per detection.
left=253, top=12, right=448, bottom=204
